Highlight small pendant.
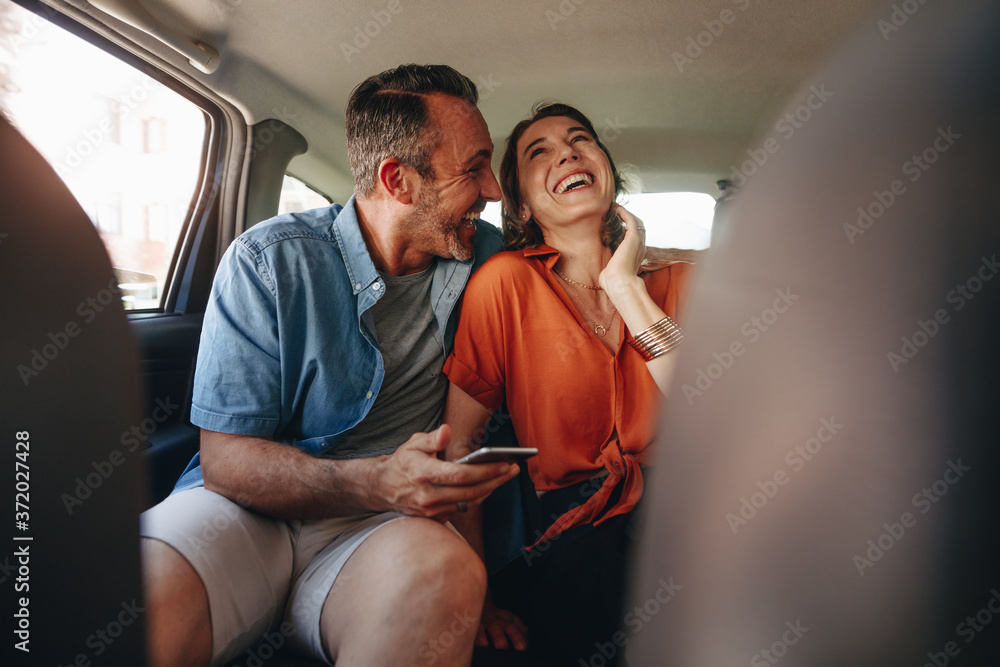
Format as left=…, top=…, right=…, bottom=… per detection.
left=595, top=325, right=607, bottom=337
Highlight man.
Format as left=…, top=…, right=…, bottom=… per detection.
left=140, top=65, right=519, bottom=667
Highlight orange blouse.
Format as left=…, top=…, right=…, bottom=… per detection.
left=443, top=245, right=693, bottom=546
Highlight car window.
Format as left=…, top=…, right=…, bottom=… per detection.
left=621, top=192, right=715, bottom=250
left=480, top=191, right=715, bottom=249
left=0, top=0, right=207, bottom=310
left=278, top=174, right=331, bottom=215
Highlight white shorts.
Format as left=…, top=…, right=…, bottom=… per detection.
left=140, top=487, right=406, bottom=666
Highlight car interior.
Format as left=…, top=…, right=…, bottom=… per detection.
left=2, top=0, right=997, bottom=665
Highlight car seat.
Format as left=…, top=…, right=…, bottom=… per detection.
left=0, top=116, right=148, bottom=663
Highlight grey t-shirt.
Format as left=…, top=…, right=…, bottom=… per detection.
left=328, top=262, right=448, bottom=458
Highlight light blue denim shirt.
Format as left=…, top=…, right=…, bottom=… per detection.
left=174, top=196, right=504, bottom=492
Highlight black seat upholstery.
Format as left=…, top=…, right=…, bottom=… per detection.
left=0, top=117, right=148, bottom=662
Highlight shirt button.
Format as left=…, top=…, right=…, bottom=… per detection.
left=372, top=282, right=382, bottom=291
left=366, top=391, right=373, bottom=399
left=354, top=283, right=362, bottom=290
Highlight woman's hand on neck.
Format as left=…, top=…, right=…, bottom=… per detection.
left=598, top=204, right=646, bottom=295
left=543, top=213, right=613, bottom=284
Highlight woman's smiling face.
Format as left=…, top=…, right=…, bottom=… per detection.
left=515, top=115, right=617, bottom=231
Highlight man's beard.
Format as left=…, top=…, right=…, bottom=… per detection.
left=405, top=181, right=474, bottom=262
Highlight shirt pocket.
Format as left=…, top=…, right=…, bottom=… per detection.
left=294, top=433, right=342, bottom=456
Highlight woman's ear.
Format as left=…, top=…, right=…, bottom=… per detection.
left=519, top=204, right=531, bottom=222
left=376, top=157, right=415, bottom=205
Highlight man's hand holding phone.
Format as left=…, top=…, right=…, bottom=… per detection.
left=376, top=425, right=519, bottom=521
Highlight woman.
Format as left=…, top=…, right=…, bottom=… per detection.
left=442, top=102, right=693, bottom=665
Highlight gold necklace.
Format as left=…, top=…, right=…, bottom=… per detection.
left=558, top=275, right=617, bottom=337
left=552, top=265, right=602, bottom=291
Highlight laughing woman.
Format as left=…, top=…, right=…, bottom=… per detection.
left=442, top=102, right=694, bottom=666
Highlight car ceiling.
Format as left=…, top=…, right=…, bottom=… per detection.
left=56, top=0, right=876, bottom=201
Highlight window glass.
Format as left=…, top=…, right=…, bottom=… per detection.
left=620, top=192, right=714, bottom=250
left=0, top=0, right=207, bottom=309
left=278, top=174, right=331, bottom=215
left=480, top=192, right=715, bottom=249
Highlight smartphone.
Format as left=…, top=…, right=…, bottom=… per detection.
left=455, top=447, right=538, bottom=465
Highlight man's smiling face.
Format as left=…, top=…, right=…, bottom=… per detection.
left=405, top=93, right=501, bottom=261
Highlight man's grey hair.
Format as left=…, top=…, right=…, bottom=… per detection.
left=346, top=64, right=479, bottom=198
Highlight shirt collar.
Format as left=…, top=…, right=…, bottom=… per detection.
left=334, top=195, right=476, bottom=298
left=523, top=244, right=561, bottom=269
left=333, top=194, right=381, bottom=296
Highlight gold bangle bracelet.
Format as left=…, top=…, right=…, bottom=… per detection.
left=628, top=316, right=684, bottom=361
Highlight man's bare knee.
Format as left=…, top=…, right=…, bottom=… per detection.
left=142, top=538, right=212, bottom=667
left=422, top=531, right=487, bottom=607
left=382, top=522, right=487, bottom=612
left=321, top=520, right=487, bottom=666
